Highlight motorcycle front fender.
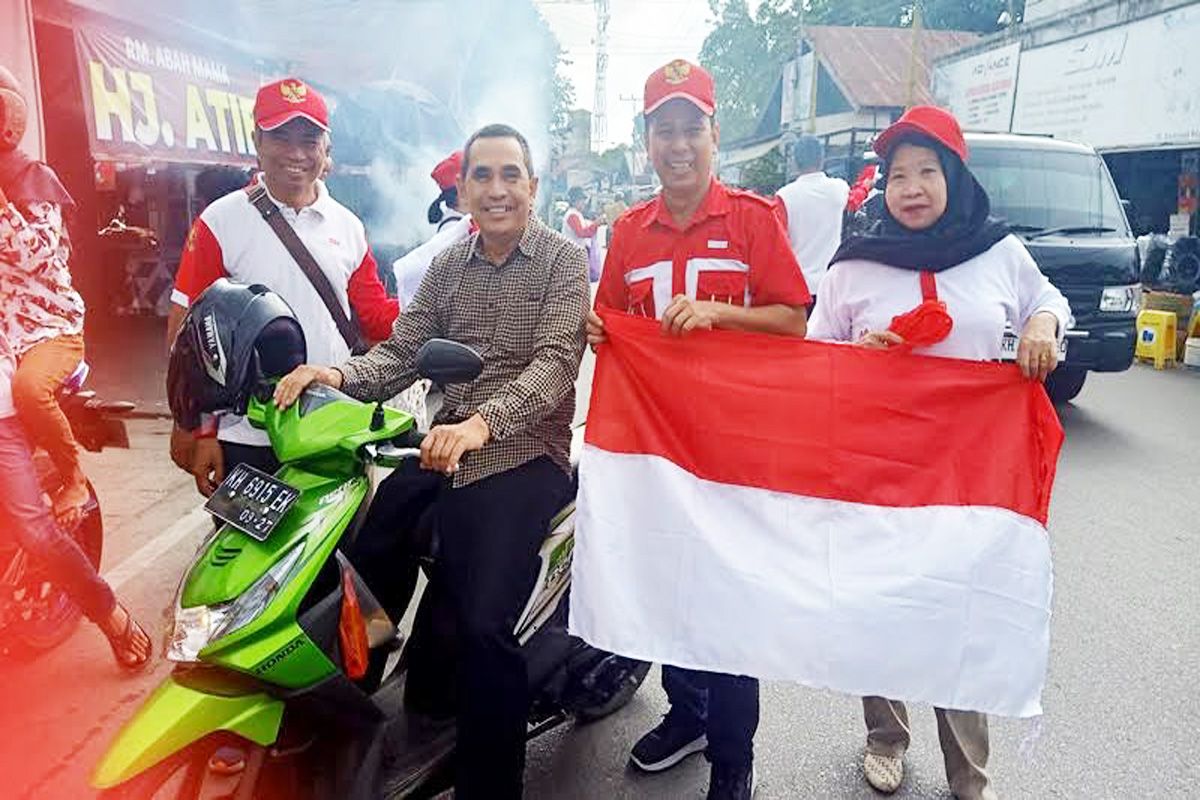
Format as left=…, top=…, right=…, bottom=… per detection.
left=91, top=673, right=284, bottom=789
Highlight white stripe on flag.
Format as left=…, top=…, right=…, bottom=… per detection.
left=570, top=446, right=1052, bottom=718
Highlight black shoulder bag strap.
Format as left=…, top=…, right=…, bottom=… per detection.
left=246, top=184, right=366, bottom=355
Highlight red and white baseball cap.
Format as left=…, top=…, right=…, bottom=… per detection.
left=431, top=151, right=463, bottom=191
left=644, top=59, right=716, bottom=117
left=254, top=78, right=330, bottom=132
left=873, top=105, right=968, bottom=163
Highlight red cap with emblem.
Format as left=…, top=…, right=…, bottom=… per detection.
left=254, top=78, right=330, bottom=132
left=431, top=151, right=463, bottom=191
left=872, top=105, right=968, bottom=163
left=644, top=59, right=715, bottom=117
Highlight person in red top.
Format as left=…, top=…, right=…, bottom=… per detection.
left=587, top=59, right=809, bottom=800
left=562, top=186, right=600, bottom=241
left=167, top=77, right=397, bottom=494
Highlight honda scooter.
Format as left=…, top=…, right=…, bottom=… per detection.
left=92, top=338, right=648, bottom=799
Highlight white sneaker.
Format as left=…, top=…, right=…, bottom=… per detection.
left=863, top=751, right=904, bottom=794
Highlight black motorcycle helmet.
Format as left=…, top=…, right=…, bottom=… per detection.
left=168, top=279, right=307, bottom=431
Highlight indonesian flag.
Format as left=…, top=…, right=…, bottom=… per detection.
left=570, top=313, right=1063, bottom=718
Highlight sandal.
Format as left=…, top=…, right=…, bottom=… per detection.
left=52, top=488, right=86, bottom=531
left=864, top=751, right=904, bottom=794
left=102, top=604, right=154, bottom=673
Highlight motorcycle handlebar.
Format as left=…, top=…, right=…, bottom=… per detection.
left=365, top=428, right=426, bottom=467
left=392, top=428, right=426, bottom=449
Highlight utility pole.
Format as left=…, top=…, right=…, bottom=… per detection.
left=538, top=0, right=611, bottom=149
left=904, top=1, right=924, bottom=109
left=618, top=92, right=641, bottom=144
left=592, top=0, right=610, bottom=149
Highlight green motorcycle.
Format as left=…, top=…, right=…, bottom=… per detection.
left=93, top=281, right=649, bottom=799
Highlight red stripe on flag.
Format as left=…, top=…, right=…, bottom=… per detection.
left=586, top=312, right=1063, bottom=525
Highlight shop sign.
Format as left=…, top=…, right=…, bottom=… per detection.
left=74, top=22, right=261, bottom=165
left=931, top=42, right=1021, bottom=133
left=1011, top=6, right=1200, bottom=151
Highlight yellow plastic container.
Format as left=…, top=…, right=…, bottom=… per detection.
left=1135, top=309, right=1177, bottom=369
left=1142, top=290, right=1193, bottom=358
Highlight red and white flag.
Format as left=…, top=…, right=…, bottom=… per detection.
left=570, top=313, right=1063, bottom=718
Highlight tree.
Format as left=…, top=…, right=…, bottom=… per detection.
left=806, top=0, right=1024, bottom=29
left=918, top=0, right=1026, bottom=33
left=596, top=145, right=632, bottom=184
left=738, top=148, right=787, bottom=195
left=699, top=0, right=1027, bottom=143
left=699, top=1, right=804, bottom=143
left=803, top=0, right=900, bottom=26
left=551, top=51, right=578, bottom=141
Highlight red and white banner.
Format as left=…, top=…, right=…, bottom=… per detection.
left=570, top=313, right=1063, bottom=718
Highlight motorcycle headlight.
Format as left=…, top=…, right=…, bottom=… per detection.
left=167, top=540, right=307, bottom=663
left=1100, top=284, right=1141, bottom=313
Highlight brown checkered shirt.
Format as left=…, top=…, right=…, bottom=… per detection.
left=337, top=218, right=588, bottom=487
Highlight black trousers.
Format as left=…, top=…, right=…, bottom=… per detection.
left=663, top=665, right=760, bottom=769
left=350, top=456, right=572, bottom=800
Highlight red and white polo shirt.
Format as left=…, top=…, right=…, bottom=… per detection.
left=596, top=179, right=810, bottom=319
left=173, top=178, right=398, bottom=444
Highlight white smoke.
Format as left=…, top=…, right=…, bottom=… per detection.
left=77, top=0, right=567, bottom=251
left=364, top=146, right=449, bottom=248
left=358, top=1, right=562, bottom=251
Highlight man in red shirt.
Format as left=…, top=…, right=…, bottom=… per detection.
left=167, top=78, right=397, bottom=495
left=587, top=59, right=810, bottom=800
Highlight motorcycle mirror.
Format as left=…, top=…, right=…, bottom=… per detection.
left=415, top=338, right=484, bottom=385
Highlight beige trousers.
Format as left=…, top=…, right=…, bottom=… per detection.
left=862, top=696, right=997, bottom=800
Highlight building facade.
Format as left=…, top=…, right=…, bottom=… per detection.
left=932, top=0, right=1200, bottom=235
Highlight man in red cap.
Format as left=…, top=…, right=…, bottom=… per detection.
left=167, top=77, right=397, bottom=493
left=588, top=58, right=811, bottom=800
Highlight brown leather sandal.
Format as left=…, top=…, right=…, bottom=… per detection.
left=103, top=605, right=153, bottom=673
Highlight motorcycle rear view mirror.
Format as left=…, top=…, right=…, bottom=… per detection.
left=415, top=339, right=483, bottom=385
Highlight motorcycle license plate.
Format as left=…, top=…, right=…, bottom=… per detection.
left=204, top=464, right=300, bottom=541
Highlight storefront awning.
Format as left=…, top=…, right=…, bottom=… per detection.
left=73, top=19, right=261, bottom=166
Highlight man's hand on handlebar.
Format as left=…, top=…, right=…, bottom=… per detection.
left=273, top=364, right=344, bottom=409
left=421, top=413, right=490, bottom=475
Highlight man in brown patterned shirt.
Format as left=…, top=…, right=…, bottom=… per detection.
left=273, top=123, right=587, bottom=800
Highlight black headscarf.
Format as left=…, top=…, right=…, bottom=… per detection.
left=0, top=149, right=74, bottom=209
left=830, top=133, right=1008, bottom=272
left=427, top=186, right=458, bottom=226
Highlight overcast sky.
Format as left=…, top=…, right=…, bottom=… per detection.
left=537, top=0, right=752, bottom=148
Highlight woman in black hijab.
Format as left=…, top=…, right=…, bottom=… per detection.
left=808, top=107, right=1071, bottom=800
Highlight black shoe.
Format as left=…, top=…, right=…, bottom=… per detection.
left=629, top=713, right=707, bottom=772
left=706, top=763, right=755, bottom=800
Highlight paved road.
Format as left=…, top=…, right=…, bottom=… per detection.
left=0, top=417, right=208, bottom=800
left=524, top=364, right=1200, bottom=800
left=2, top=363, right=1197, bottom=798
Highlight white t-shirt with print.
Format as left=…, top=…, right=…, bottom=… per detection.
left=807, top=234, right=1071, bottom=360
